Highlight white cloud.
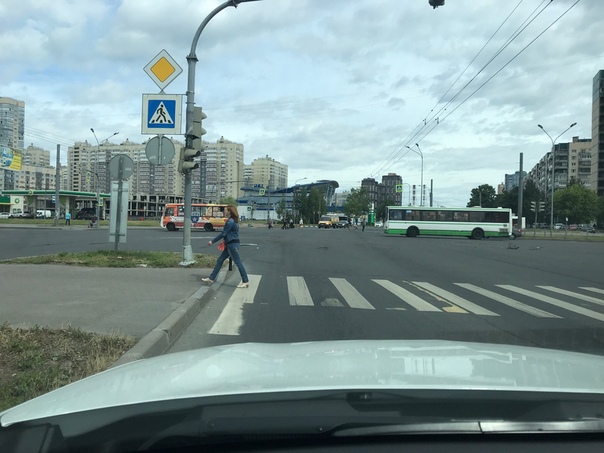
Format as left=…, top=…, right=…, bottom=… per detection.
left=1, top=0, right=601, bottom=205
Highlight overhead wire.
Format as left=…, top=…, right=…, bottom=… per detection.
left=368, top=0, right=563, bottom=179
left=414, top=0, right=581, bottom=145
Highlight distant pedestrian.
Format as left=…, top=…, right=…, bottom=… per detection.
left=289, top=218, right=294, bottom=229
left=268, top=218, right=273, bottom=229
left=299, top=218, right=304, bottom=228
left=361, top=217, right=366, bottom=232
left=65, top=212, right=71, bottom=226
left=203, top=205, right=249, bottom=288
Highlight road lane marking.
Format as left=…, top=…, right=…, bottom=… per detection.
left=537, top=286, right=604, bottom=307
left=329, top=278, right=375, bottom=310
left=208, top=275, right=261, bottom=336
left=581, top=287, right=604, bottom=296
left=455, top=283, right=560, bottom=318
left=321, top=298, right=344, bottom=307
left=373, top=280, right=440, bottom=312
left=498, top=285, right=604, bottom=323
left=287, top=276, right=314, bottom=306
left=412, top=282, right=499, bottom=316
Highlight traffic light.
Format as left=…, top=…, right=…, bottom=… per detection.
left=179, top=107, right=206, bottom=174
left=539, top=201, right=545, bottom=212
left=530, top=201, right=536, bottom=212
left=178, top=147, right=200, bottom=173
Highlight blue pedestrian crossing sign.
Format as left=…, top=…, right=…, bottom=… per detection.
left=396, top=184, right=403, bottom=193
left=141, top=94, right=182, bottom=134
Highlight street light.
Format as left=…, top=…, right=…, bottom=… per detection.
left=405, top=143, right=424, bottom=206
left=295, top=177, right=307, bottom=185
left=181, top=0, right=261, bottom=265
left=537, top=122, right=576, bottom=235
left=90, top=129, right=119, bottom=228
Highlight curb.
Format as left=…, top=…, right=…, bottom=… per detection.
left=110, top=269, right=227, bottom=368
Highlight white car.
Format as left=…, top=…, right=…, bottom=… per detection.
left=0, top=212, right=11, bottom=219
left=374, top=220, right=383, bottom=227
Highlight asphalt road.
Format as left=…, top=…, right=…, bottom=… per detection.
left=169, top=225, right=604, bottom=356
left=3, top=224, right=604, bottom=356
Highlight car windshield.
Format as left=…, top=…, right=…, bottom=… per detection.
left=2, top=1, right=604, bottom=451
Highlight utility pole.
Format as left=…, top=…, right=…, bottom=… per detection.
left=54, top=145, right=60, bottom=226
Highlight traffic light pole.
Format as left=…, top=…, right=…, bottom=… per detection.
left=180, top=0, right=260, bottom=266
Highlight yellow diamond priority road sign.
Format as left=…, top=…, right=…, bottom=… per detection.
left=144, top=49, right=182, bottom=91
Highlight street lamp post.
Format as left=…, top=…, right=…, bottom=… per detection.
left=181, top=0, right=261, bottom=265
left=537, top=122, right=576, bottom=235
left=90, top=129, right=119, bottom=228
left=405, top=144, right=424, bottom=206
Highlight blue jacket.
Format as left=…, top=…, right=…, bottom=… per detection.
left=212, top=217, right=240, bottom=244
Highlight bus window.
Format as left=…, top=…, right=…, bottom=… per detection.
left=421, top=210, right=437, bottom=221
left=389, top=209, right=403, bottom=221
left=437, top=211, right=453, bottom=221
left=452, top=211, right=468, bottom=222
left=178, top=205, right=185, bottom=215
left=165, top=207, right=174, bottom=216
left=469, top=211, right=485, bottom=223
left=485, top=211, right=508, bottom=223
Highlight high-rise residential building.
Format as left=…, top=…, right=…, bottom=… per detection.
left=243, top=155, right=288, bottom=191
left=0, top=97, right=25, bottom=190
left=362, top=174, right=403, bottom=208
left=22, top=144, right=50, bottom=167
left=569, top=136, right=592, bottom=187
left=527, top=136, right=592, bottom=194
left=380, top=173, right=403, bottom=206
left=591, top=70, right=604, bottom=195
left=504, top=171, right=527, bottom=191
left=202, top=136, right=244, bottom=202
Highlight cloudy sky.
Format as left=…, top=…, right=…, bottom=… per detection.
left=1, top=0, right=601, bottom=206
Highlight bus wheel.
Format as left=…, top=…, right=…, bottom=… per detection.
left=166, top=223, right=176, bottom=232
left=204, top=223, right=213, bottom=232
left=471, top=228, right=484, bottom=240
left=406, top=227, right=419, bottom=238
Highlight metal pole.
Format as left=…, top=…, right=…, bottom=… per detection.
left=415, top=143, right=424, bottom=206
left=181, top=0, right=260, bottom=265
left=54, top=145, right=60, bottom=226
left=537, top=123, right=576, bottom=237
left=518, top=153, right=523, bottom=229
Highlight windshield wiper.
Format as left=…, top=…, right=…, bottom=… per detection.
left=332, top=419, right=604, bottom=437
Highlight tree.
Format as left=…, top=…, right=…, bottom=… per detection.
left=496, top=180, right=547, bottom=224
left=597, top=196, right=604, bottom=228
left=553, top=181, right=598, bottom=224
left=467, top=184, right=497, bottom=208
left=343, top=187, right=371, bottom=217
left=275, top=198, right=286, bottom=219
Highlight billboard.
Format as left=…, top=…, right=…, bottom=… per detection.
left=0, top=146, right=22, bottom=170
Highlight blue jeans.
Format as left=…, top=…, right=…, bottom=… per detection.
left=209, top=242, right=249, bottom=283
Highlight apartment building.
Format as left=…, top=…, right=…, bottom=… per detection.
left=243, top=155, right=288, bottom=190
left=0, top=97, right=25, bottom=190
left=202, top=136, right=244, bottom=202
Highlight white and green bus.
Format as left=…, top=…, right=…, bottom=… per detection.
left=384, top=206, right=512, bottom=240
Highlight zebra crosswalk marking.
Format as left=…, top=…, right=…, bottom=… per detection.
left=329, top=278, right=375, bottom=310
left=537, top=286, right=604, bottom=307
left=455, top=283, right=560, bottom=318
left=412, top=282, right=499, bottom=316
left=373, top=280, right=441, bottom=312
left=498, top=285, right=604, bottom=323
left=287, top=276, right=314, bottom=306
left=581, top=287, right=604, bottom=296
left=208, top=275, right=261, bottom=335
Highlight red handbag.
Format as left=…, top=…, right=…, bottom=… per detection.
left=217, top=241, right=225, bottom=251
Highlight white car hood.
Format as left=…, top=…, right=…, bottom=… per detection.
left=3, top=339, right=604, bottom=426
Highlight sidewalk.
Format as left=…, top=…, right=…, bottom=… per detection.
left=2, top=264, right=224, bottom=365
